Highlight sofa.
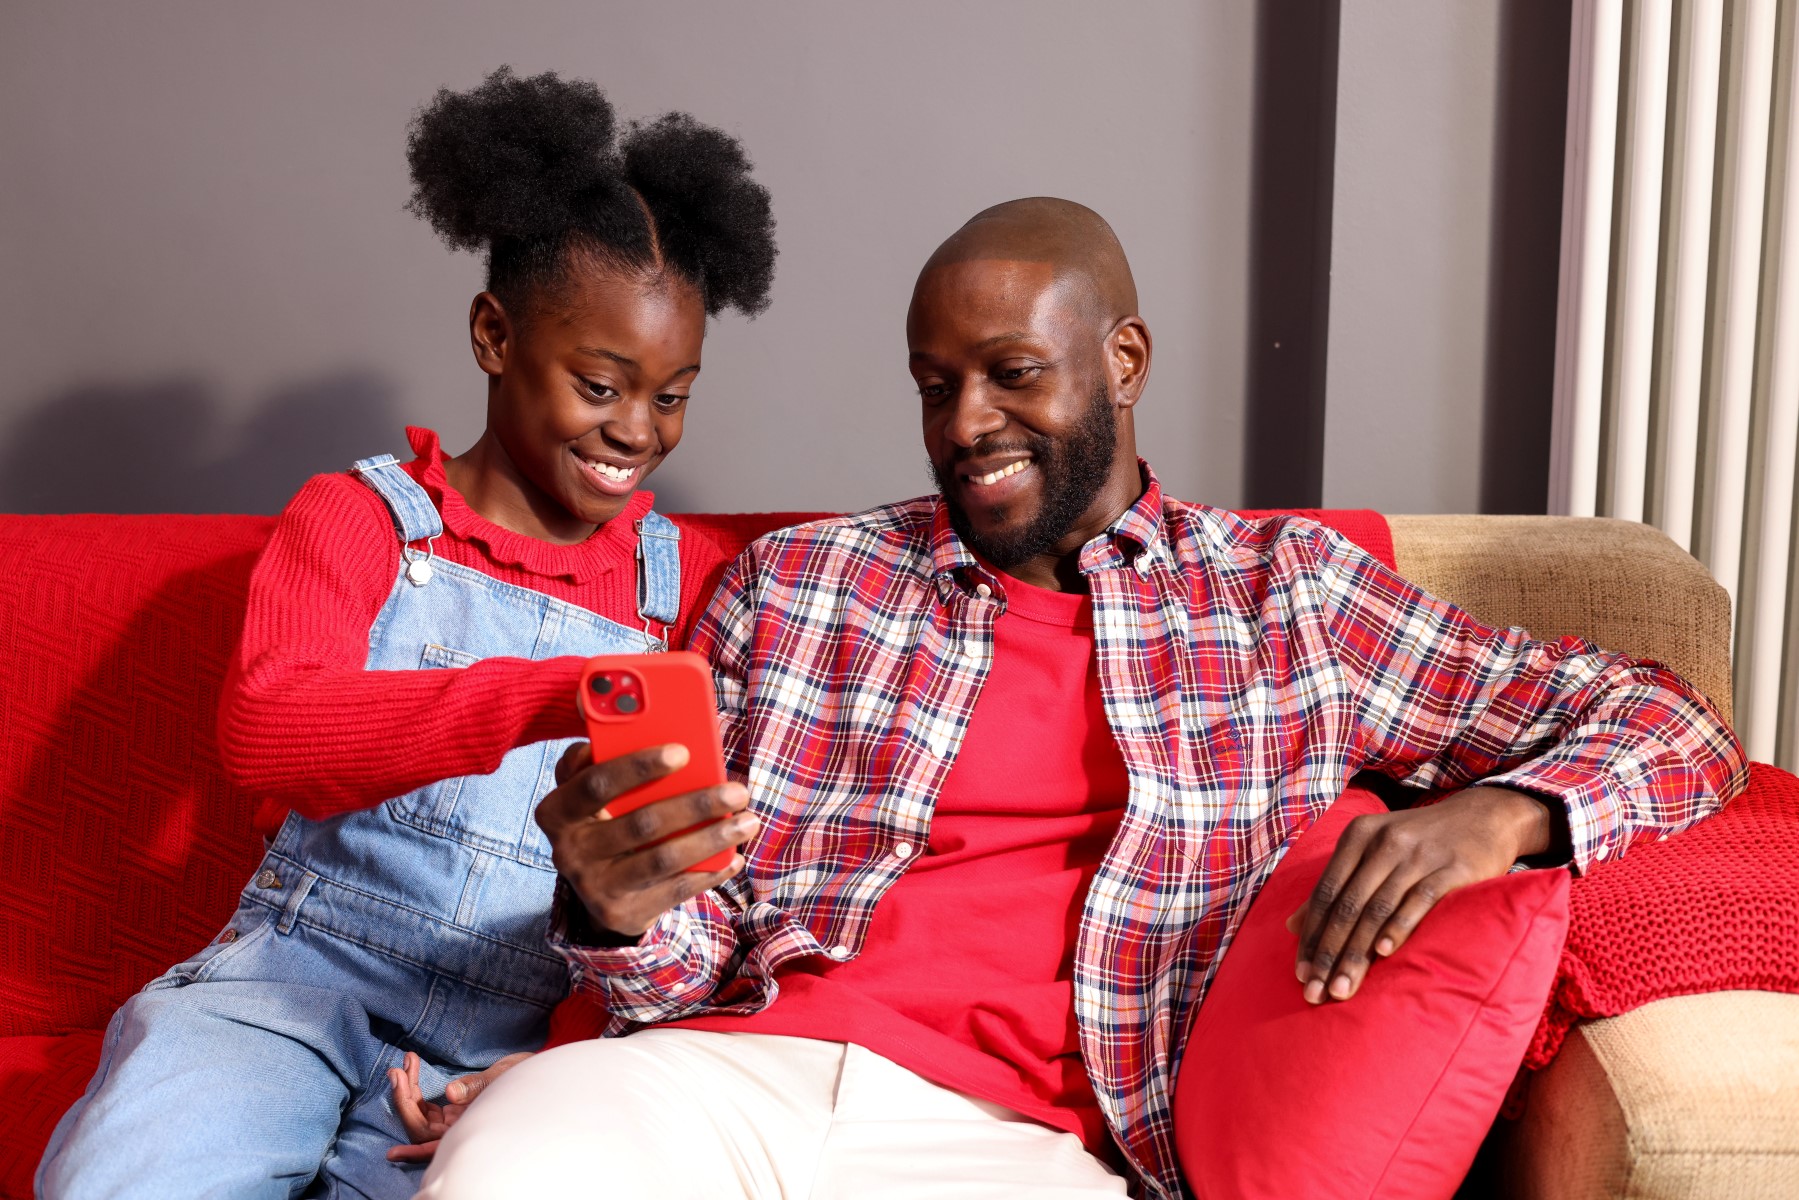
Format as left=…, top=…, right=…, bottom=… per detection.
left=1, top=508, right=1794, bottom=1198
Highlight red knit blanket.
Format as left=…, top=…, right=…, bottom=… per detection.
left=1525, top=761, right=1799, bottom=1068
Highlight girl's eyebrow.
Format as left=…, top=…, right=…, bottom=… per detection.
left=579, top=347, right=702, bottom=378
left=578, top=346, right=636, bottom=366
left=579, top=345, right=698, bottom=377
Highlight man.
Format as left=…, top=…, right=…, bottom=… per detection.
left=415, top=199, right=1745, bottom=1198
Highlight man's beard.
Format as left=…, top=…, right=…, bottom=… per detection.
left=931, top=381, right=1118, bottom=570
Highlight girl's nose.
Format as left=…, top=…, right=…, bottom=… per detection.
left=602, top=399, right=658, bottom=454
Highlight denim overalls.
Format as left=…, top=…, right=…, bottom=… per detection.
left=39, top=455, right=680, bottom=1200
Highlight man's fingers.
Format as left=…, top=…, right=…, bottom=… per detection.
left=554, top=741, right=592, bottom=786
left=1302, top=841, right=1410, bottom=1004
left=538, top=744, right=689, bottom=834
left=644, top=855, right=749, bottom=914
left=554, top=789, right=753, bottom=883
left=600, top=784, right=751, bottom=855
left=1373, top=868, right=1460, bottom=958
left=1295, top=816, right=1380, bottom=974
left=1323, top=869, right=1422, bottom=1001
left=568, top=809, right=757, bottom=898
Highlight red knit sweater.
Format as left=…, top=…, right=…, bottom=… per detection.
left=217, top=427, right=732, bottom=836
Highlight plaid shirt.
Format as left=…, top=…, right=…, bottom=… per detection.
left=552, top=465, right=1747, bottom=1198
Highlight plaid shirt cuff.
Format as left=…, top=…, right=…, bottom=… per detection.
left=1476, top=760, right=1625, bottom=872
left=546, top=879, right=686, bottom=987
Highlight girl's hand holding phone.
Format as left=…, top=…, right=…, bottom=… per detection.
left=534, top=740, right=756, bottom=940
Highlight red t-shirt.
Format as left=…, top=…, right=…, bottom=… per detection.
left=672, top=567, right=1129, bottom=1153
left=217, top=426, right=730, bottom=836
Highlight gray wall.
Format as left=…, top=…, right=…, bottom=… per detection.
left=1, top=2, right=1569, bottom=520
left=0, top=1, right=1254, bottom=516
left=1322, top=0, right=1568, bottom=515
left=1324, top=0, right=1501, bottom=514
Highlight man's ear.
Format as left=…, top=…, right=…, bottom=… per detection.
left=1106, top=315, right=1153, bottom=409
left=470, top=292, right=513, bottom=378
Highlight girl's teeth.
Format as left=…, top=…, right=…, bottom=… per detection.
left=587, top=460, right=635, bottom=482
left=975, top=461, right=1029, bottom=486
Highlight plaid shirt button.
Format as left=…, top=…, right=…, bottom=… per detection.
left=828, top=944, right=852, bottom=960
left=892, top=842, right=914, bottom=859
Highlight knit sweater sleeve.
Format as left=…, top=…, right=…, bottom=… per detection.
left=217, top=472, right=587, bottom=819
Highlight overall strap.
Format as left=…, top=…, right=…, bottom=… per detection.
left=349, top=453, right=443, bottom=545
left=635, top=509, right=683, bottom=629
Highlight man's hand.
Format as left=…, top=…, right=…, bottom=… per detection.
left=1285, top=786, right=1554, bottom=1004
left=385, top=1050, right=531, bottom=1162
left=535, top=741, right=757, bottom=940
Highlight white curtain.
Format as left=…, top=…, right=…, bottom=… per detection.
left=1552, top=0, right=1799, bottom=767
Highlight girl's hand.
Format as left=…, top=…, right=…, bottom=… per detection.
left=385, top=1050, right=532, bottom=1162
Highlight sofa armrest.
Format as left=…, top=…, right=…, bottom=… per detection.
left=1500, top=991, right=1799, bottom=1197
left=1385, top=515, right=1734, bottom=728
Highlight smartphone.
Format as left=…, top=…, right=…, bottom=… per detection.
left=576, top=651, right=734, bottom=873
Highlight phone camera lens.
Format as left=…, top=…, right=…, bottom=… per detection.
left=591, top=676, right=614, bottom=695
left=615, top=694, right=640, bottom=714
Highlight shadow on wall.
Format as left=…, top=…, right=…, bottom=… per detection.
left=1241, top=0, right=1340, bottom=510
left=0, top=371, right=403, bottom=515
left=1478, top=0, right=1571, bottom=515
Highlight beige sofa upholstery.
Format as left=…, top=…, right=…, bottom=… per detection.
left=1387, top=515, right=1799, bottom=1199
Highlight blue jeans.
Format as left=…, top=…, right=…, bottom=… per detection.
left=40, top=917, right=547, bottom=1200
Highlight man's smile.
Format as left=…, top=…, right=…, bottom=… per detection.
left=962, top=454, right=1035, bottom=488
left=954, top=453, right=1040, bottom=509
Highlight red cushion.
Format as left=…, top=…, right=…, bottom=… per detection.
left=1175, top=787, right=1570, bottom=1199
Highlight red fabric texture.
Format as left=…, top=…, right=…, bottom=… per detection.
left=1524, top=760, right=1799, bottom=1068
left=672, top=569, right=1129, bottom=1154
left=221, top=428, right=733, bottom=834
left=0, top=1031, right=105, bottom=1200
left=1176, top=787, right=1571, bottom=1200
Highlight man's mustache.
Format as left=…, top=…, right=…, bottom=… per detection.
left=944, top=439, right=1049, bottom=469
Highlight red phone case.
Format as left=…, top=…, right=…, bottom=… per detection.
left=577, top=651, right=734, bottom=873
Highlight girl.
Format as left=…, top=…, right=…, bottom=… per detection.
left=38, top=66, right=775, bottom=1200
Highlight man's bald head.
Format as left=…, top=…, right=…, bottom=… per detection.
left=908, top=198, right=1153, bottom=590
left=917, top=197, right=1138, bottom=328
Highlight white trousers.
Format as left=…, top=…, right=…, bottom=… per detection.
left=417, top=1028, right=1128, bottom=1199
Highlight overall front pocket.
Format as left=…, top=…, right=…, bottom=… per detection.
left=384, top=643, right=559, bottom=866
left=381, top=643, right=478, bottom=839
